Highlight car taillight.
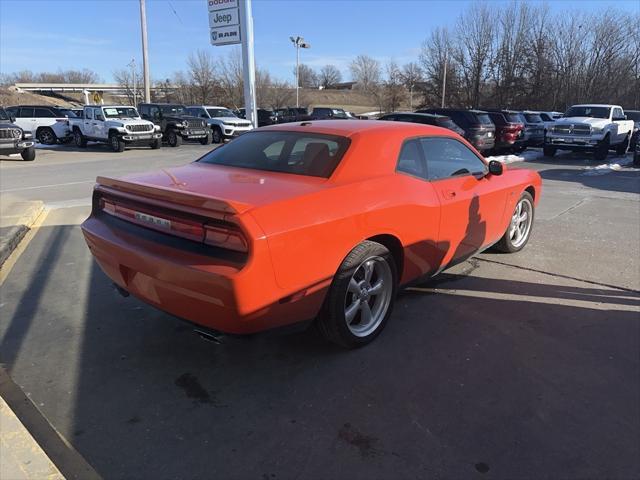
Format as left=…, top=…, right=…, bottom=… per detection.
left=204, top=224, right=248, bottom=252
left=55, top=118, right=69, bottom=125
left=98, top=197, right=247, bottom=252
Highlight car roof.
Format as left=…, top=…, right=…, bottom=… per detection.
left=571, top=104, right=617, bottom=108
left=93, top=105, right=137, bottom=109
left=259, top=119, right=452, bottom=138
left=383, top=112, right=448, bottom=119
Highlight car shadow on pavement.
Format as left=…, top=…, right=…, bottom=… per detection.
left=539, top=166, right=640, bottom=195
left=1, top=221, right=638, bottom=479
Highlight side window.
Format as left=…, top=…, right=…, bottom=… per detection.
left=383, top=115, right=397, bottom=121
left=19, top=107, right=34, bottom=118
left=94, top=108, right=104, bottom=120
left=85, top=109, right=93, bottom=120
left=420, top=137, right=487, bottom=180
left=6, top=107, right=18, bottom=117
left=396, top=139, right=426, bottom=179
left=34, top=108, right=56, bottom=118
left=150, top=106, right=160, bottom=120
left=614, top=108, right=624, bottom=119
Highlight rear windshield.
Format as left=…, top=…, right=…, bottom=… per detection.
left=505, top=113, right=524, bottom=123
left=626, top=111, right=640, bottom=121
left=197, top=131, right=350, bottom=178
left=473, top=113, right=493, bottom=125
left=438, top=118, right=459, bottom=130
left=524, top=113, right=543, bottom=123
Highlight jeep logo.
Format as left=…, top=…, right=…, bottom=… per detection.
left=212, top=12, right=233, bottom=24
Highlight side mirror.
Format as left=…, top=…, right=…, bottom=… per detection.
left=488, top=160, right=503, bottom=176
left=9, top=116, right=16, bottom=123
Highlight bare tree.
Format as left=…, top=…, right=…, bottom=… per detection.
left=399, top=62, right=422, bottom=109
left=187, top=50, right=217, bottom=104
left=453, top=2, right=494, bottom=107
left=318, top=64, right=342, bottom=88
left=295, top=64, right=319, bottom=88
left=113, top=67, right=143, bottom=105
left=349, top=54, right=381, bottom=91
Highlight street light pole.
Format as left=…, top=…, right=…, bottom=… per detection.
left=290, top=36, right=310, bottom=108
left=441, top=49, right=448, bottom=109
left=128, top=58, right=137, bottom=106
left=139, top=0, right=151, bottom=103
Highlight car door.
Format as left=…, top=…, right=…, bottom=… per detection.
left=420, top=136, right=508, bottom=266
left=93, top=108, right=107, bottom=139
left=83, top=108, right=94, bottom=137
left=394, top=139, right=444, bottom=279
left=16, top=107, right=35, bottom=134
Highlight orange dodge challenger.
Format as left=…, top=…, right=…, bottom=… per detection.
left=82, top=120, right=541, bottom=347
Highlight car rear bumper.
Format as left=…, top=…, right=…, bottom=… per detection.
left=81, top=213, right=328, bottom=334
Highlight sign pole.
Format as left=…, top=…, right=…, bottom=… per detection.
left=239, top=0, right=257, bottom=128
left=140, top=0, right=151, bottom=103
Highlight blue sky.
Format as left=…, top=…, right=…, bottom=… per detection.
left=1, top=0, right=638, bottom=84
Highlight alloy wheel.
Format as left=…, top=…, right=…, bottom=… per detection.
left=509, top=198, right=533, bottom=248
left=343, top=256, right=393, bottom=337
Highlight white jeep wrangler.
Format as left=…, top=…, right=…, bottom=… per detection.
left=544, top=104, right=634, bottom=161
left=71, top=105, right=162, bottom=152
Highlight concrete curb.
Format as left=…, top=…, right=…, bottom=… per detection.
left=0, top=201, right=45, bottom=267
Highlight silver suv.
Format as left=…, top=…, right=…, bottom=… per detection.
left=187, top=106, right=253, bottom=143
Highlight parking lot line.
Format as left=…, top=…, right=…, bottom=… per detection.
left=0, top=181, right=94, bottom=193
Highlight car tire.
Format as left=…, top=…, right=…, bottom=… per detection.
left=212, top=127, right=223, bottom=144
left=317, top=240, right=397, bottom=348
left=493, top=191, right=535, bottom=253
left=20, top=146, right=36, bottom=161
left=615, top=135, right=629, bottom=155
left=167, top=129, right=182, bottom=147
left=150, top=138, right=162, bottom=149
left=594, top=136, right=609, bottom=161
left=74, top=129, right=87, bottom=148
left=200, top=132, right=213, bottom=145
left=543, top=145, right=556, bottom=157
left=37, top=127, right=57, bottom=145
left=109, top=132, right=125, bottom=152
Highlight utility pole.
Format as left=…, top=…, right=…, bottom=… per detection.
left=139, top=0, right=151, bottom=103
left=239, top=0, right=257, bottom=128
left=441, top=50, right=448, bottom=109
left=290, top=36, right=310, bottom=108
left=128, top=58, right=137, bottom=106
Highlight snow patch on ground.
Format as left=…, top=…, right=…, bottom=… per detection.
left=582, top=155, right=638, bottom=176
left=485, top=149, right=543, bottom=164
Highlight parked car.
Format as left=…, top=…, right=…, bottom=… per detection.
left=624, top=109, right=640, bottom=151
left=235, top=108, right=277, bottom=127
left=379, top=112, right=464, bottom=136
left=5, top=105, right=72, bottom=145
left=186, top=105, right=253, bottom=143
left=274, top=107, right=312, bottom=124
left=483, top=109, right=526, bottom=153
left=81, top=120, right=541, bottom=347
left=309, top=107, right=349, bottom=120
left=138, top=103, right=211, bottom=147
left=70, top=105, right=162, bottom=152
left=520, top=111, right=545, bottom=147
left=0, top=106, right=36, bottom=161
left=544, top=104, right=635, bottom=160
left=634, top=135, right=639, bottom=166
left=417, top=108, right=495, bottom=153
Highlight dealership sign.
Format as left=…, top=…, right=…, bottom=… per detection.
left=208, top=0, right=241, bottom=45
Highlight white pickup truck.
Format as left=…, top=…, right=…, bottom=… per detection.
left=544, top=104, right=634, bottom=160
left=70, top=105, right=162, bottom=152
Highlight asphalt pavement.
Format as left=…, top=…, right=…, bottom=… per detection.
left=0, top=145, right=638, bottom=479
